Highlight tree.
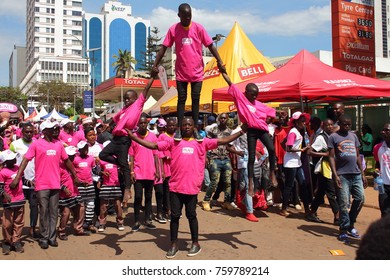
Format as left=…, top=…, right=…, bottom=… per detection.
left=136, top=26, right=172, bottom=78
left=0, top=86, right=27, bottom=108
left=112, top=49, right=137, bottom=78
left=32, top=81, right=77, bottom=112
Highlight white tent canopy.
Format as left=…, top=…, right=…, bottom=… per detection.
left=38, top=106, right=48, bottom=118
left=42, top=108, right=68, bottom=121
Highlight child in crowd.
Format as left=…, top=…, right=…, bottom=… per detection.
left=73, top=141, right=96, bottom=233
left=0, top=150, right=26, bottom=254
left=58, top=146, right=88, bottom=240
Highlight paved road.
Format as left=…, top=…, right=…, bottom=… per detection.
left=0, top=185, right=381, bottom=260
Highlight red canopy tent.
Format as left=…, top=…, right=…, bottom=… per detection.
left=213, top=49, right=390, bottom=106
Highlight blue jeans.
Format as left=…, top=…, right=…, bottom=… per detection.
left=204, top=158, right=232, bottom=202
left=336, top=174, right=365, bottom=233
left=238, top=168, right=253, bottom=213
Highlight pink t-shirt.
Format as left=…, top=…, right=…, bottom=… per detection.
left=129, top=131, right=158, bottom=180
left=158, top=132, right=173, bottom=177
left=59, top=162, right=79, bottom=198
left=112, top=94, right=146, bottom=137
left=24, top=138, right=68, bottom=191
left=163, top=22, right=213, bottom=82
left=0, top=166, right=24, bottom=203
left=72, top=129, right=86, bottom=143
left=59, top=130, right=79, bottom=146
left=228, top=84, right=276, bottom=131
left=157, top=137, right=218, bottom=195
left=100, top=160, right=119, bottom=186
left=73, top=155, right=95, bottom=185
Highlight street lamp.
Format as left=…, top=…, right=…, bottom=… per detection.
left=86, top=47, right=101, bottom=117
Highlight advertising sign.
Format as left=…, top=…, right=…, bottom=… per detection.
left=331, top=0, right=376, bottom=77
left=83, top=91, right=93, bottom=113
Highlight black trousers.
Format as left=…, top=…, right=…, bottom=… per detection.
left=134, top=180, right=153, bottom=224
left=176, top=81, right=202, bottom=126
left=170, top=192, right=198, bottom=243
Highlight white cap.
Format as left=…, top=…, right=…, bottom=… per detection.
left=60, top=119, right=74, bottom=127
left=77, top=140, right=88, bottom=150
left=0, top=150, right=17, bottom=163
left=40, top=120, right=59, bottom=132
left=102, top=140, right=111, bottom=148
left=65, top=146, right=77, bottom=156
left=82, top=117, right=93, bottom=125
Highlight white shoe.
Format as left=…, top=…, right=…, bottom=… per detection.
left=230, top=202, right=238, bottom=209
left=295, top=204, right=302, bottom=210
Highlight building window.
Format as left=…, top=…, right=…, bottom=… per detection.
left=72, top=1, right=82, bottom=7
left=72, top=20, right=82, bottom=26
left=72, top=30, right=82, bottom=36
left=35, top=7, right=40, bottom=12
left=72, top=11, right=82, bottom=16
left=34, top=27, right=40, bottom=32
left=35, top=17, right=39, bottom=22
left=63, top=39, right=67, bottom=44
left=63, top=0, right=67, bottom=5
left=63, top=10, right=67, bottom=15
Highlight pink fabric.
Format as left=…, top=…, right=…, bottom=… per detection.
left=129, top=131, right=158, bottom=180
left=100, top=160, right=119, bottom=186
left=373, top=142, right=382, bottom=162
left=59, top=130, right=79, bottom=146
left=163, top=22, right=213, bottom=82
left=157, top=137, right=218, bottom=195
left=72, top=129, right=86, bottom=144
left=228, top=84, right=275, bottom=131
left=72, top=155, right=95, bottom=185
left=59, top=163, right=79, bottom=198
left=0, top=166, right=24, bottom=203
left=286, top=132, right=297, bottom=146
left=158, top=132, right=173, bottom=177
left=24, top=138, right=68, bottom=190
left=112, top=94, right=146, bottom=136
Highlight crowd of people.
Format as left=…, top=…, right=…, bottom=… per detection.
left=1, top=3, right=388, bottom=260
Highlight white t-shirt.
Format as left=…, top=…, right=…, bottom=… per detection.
left=10, top=138, right=35, bottom=187
left=283, top=127, right=302, bottom=168
left=378, top=141, right=390, bottom=185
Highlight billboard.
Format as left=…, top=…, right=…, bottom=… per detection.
left=331, top=0, right=376, bottom=77
left=83, top=91, right=93, bottom=113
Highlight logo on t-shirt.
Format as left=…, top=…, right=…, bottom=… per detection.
left=79, top=162, right=88, bottom=168
left=182, top=147, right=194, bottom=154
left=246, top=104, right=256, bottom=113
left=182, top=38, right=193, bottom=45
left=46, top=150, right=57, bottom=156
left=11, top=174, right=16, bottom=180
left=106, top=164, right=114, bottom=169
left=68, top=137, right=72, bottom=142
left=338, top=140, right=357, bottom=157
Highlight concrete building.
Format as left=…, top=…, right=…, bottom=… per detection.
left=9, top=45, right=26, bottom=88
left=19, top=0, right=89, bottom=95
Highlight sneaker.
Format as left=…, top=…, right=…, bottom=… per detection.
left=98, top=225, right=106, bottom=232
left=295, top=204, right=302, bottom=210
left=74, top=231, right=90, bottom=236
left=13, top=242, right=24, bottom=253
left=155, top=213, right=167, bottom=224
left=166, top=246, right=179, bottom=259
left=187, top=243, right=202, bottom=257
left=117, top=224, right=125, bottom=231
left=193, top=128, right=203, bottom=142
left=338, top=233, right=350, bottom=243
left=2, top=243, right=11, bottom=255
left=347, top=228, right=360, bottom=239
left=132, top=223, right=141, bottom=232
left=245, top=213, right=259, bottom=222
left=58, top=234, right=68, bottom=241
left=163, top=213, right=171, bottom=222
left=305, top=213, right=324, bottom=223
left=87, top=225, right=97, bottom=233
left=173, top=128, right=182, bottom=141
left=230, top=202, right=239, bottom=209
left=221, top=201, right=237, bottom=210
left=144, top=222, right=156, bottom=230
left=202, top=201, right=211, bottom=211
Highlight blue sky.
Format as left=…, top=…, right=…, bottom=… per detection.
left=0, top=0, right=331, bottom=86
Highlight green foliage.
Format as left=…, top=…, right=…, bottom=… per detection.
left=0, top=86, right=27, bottom=107
left=32, top=81, right=77, bottom=112
left=112, top=49, right=137, bottom=78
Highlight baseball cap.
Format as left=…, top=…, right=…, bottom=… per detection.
left=77, top=140, right=88, bottom=150
left=0, top=150, right=17, bottom=164
left=65, top=146, right=77, bottom=156
left=287, top=111, right=311, bottom=127
left=207, top=115, right=216, bottom=124
left=157, top=118, right=167, bottom=128
left=149, top=118, right=157, bottom=125
left=60, top=119, right=74, bottom=127
left=103, top=140, right=111, bottom=148
left=40, top=120, right=59, bottom=132
left=82, top=117, right=93, bottom=125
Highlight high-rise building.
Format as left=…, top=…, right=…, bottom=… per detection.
left=9, top=45, right=26, bottom=88
left=19, top=0, right=89, bottom=95
left=375, top=0, right=390, bottom=58
left=83, top=1, right=150, bottom=85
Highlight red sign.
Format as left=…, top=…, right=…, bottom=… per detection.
left=331, top=0, right=376, bottom=77
left=238, top=64, right=266, bottom=80
left=203, top=67, right=220, bottom=80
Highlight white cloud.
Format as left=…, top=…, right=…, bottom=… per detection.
left=0, top=0, right=25, bottom=18
left=150, top=4, right=330, bottom=37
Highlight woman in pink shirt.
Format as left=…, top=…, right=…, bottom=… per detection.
left=127, top=117, right=247, bottom=259
left=152, top=3, right=225, bottom=141
left=220, top=71, right=278, bottom=197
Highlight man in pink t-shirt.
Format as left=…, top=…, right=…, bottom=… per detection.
left=99, top=74, right=156, bottom=199
left=126, top=117, right=247, bottom=259
left=152, top=3, right=226, bottom=142
left=220, top=71, right=278, bottom=197
left=10, top=120, right=80, bottom=250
